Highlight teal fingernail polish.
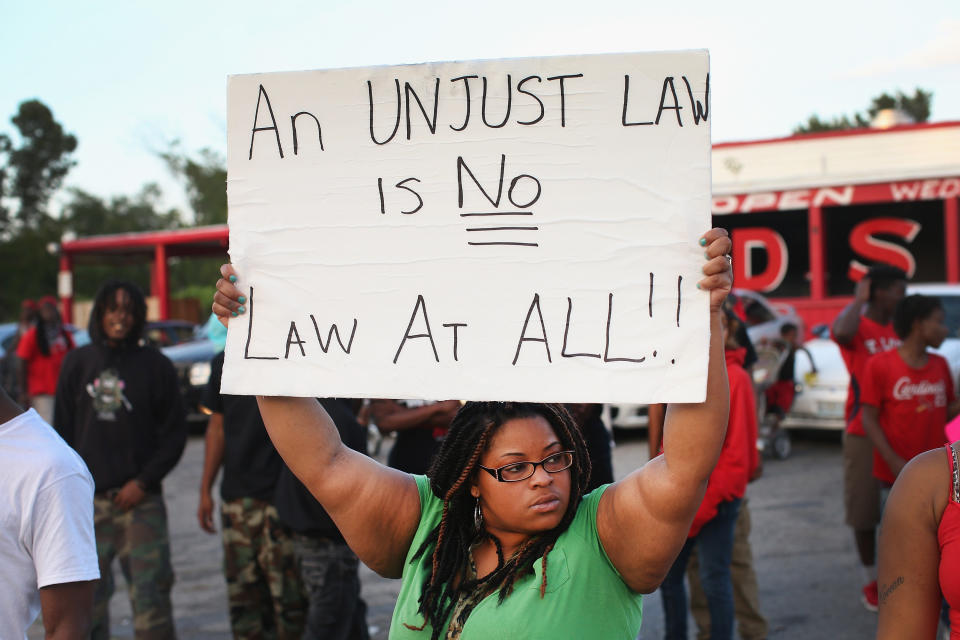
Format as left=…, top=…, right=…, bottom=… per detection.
left=696, top=283, right=702, bottom=289
left=231, top=311, right=238, bottom=317
left=238, top=296, right=246, bottom=303
left=238, top=306, right=246, bottom=314
left=229, top=274, right=238, bottom=283
left=699, top=238, right=707, bottom=246
left=704, top=251, right=709, bottom=259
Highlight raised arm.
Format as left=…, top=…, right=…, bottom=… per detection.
left=597, top=228, right=732, bottom=593
left=876, top=449, right=945, bottom=640
left=832, top=276, right=870, bottom=345
left=213, top=266, right=422, bottom=577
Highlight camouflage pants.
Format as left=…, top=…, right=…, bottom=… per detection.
left=92, top=492, right=176, bottom=640
left=221, top=498, right=306, bottom=639
left=292, top=534, right=369, bottom=640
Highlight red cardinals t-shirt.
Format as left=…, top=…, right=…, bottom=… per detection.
left=861, top=349, right=954, bottom=484
left=834, top=315, right=900, bottom=436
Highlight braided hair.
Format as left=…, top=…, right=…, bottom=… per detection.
left=405, top=402, right=591, bottom=639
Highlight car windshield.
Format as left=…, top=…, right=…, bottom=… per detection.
left=143, top=323, right=199, bottom=348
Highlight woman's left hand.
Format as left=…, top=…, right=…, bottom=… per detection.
left=698, top=228, right=733, bottom=312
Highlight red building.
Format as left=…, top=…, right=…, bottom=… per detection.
left=712, top=120, right=960, bottom=334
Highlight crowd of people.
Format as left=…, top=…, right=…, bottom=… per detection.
left=3, top=234, right=960, bottom=640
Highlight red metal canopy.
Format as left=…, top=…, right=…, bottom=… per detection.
left=58, top=225, right=228, bottom=323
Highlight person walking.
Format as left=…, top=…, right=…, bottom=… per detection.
left=659, top=309, right=756, bottom=640
left=17, top=296, right=74, bottom=423
left=274, top=398, right=371, bottom=640
left=686, top=313, right=767, bottom=640
left=54, top=280, right=187, bottom=639
left=862, top=295, right=959, bottom=490
left=197, top=350, right=307, bottom=638
left=831, top=264, right=906, bottom=611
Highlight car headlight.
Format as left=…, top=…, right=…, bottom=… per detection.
left=189, top=361, right=212, bottom=387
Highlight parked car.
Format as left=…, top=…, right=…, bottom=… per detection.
left=143, top=320, right=200, bottom=349
left=602, top=403, right=649, bottom=431
left=158, top=315, right=227, bottom=427
left=784, top=283, right=960, bottom=431
left=161, top=336, right=221, bottom=426
left=0, top=323, right=18, bottom=360
left=782, top=330, right=849, bottom=431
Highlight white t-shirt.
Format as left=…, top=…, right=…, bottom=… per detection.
left=0, top=409, right=99, bottom=638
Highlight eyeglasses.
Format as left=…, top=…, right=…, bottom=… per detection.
left=478, top=451, right=575, bottom=482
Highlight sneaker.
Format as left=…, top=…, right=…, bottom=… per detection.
left=862, top=580, right=879, bottom=612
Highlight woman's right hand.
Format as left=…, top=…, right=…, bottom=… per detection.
left=212, top=264, right=247, bottom=328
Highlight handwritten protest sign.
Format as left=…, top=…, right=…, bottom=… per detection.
left=222, top=50, right=712, bottom=402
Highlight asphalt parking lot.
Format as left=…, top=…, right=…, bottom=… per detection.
left=38, top=427, right=879, bottom=639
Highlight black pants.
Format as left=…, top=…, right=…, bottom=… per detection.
left=293, top=534, right=369, bottom=640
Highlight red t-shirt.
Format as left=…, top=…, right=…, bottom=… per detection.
left=15, top=327, right=74, bottom=395
left=861, top=349, right=954, bottom=484
left=834, top=315, right=900, bottom=436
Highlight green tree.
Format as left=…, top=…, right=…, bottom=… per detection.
left=0, top=100, right=78, bottom=230
left=60, top=183, right=182, bottom=236
left=159, top=143, right=226, bottom=225
left=0, top=221, right=62, bottom=320
left=865, top=88, right=932, bottom=124
left=793, top=88, right=932, bottom=135
left=56, top=185, right=182, bottom=300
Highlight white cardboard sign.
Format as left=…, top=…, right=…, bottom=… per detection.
left=222, top=50, right=712, bottom=403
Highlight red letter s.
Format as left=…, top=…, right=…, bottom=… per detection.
left=847, top=217, right=920, bottom=282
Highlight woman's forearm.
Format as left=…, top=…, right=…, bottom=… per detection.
left=661, top=309, right=730, bottom=494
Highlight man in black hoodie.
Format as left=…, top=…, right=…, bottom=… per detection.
left=54, top=280, right=187, bottom=639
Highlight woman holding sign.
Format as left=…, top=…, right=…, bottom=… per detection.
left=212, top=228, right=733, bottom=640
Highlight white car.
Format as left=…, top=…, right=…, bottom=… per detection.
left=602, top=403, right=649, bottom=430
left=784, top=283, right=960, bottom=431
left=782, top=333, right=849, bottom=430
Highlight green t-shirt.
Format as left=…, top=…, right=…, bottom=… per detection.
left=389, top=475, right=643, bottom=639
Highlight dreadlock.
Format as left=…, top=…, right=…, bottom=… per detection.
left=404, top=402, right=591, bottom=639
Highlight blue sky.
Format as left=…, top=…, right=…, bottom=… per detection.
left=2, top=0, right=958, bottom=218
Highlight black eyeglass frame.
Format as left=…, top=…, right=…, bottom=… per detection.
left=478, top=450, right=575, bottom=483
